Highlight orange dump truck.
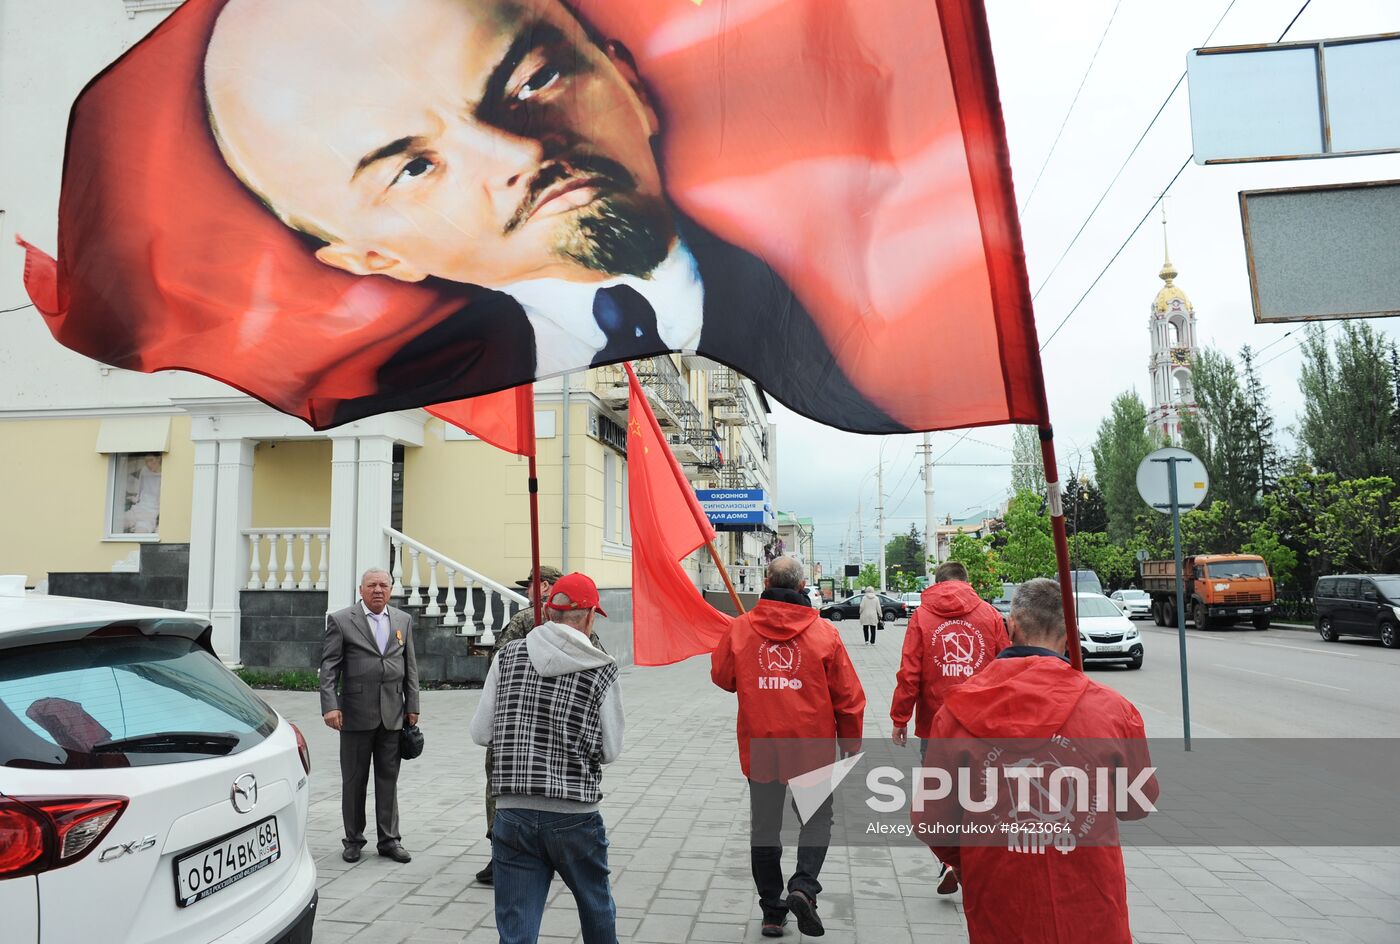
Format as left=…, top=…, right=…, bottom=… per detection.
left=1141, top=554, right=1276, bottom=630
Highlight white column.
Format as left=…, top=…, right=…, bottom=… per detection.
left=185, top=440, right=220, bottom=621
left=355, top=435, right=395, bottom=586
left=328, top=436, right=360, bottom=611
left=210, top=439, right=255, bottom=666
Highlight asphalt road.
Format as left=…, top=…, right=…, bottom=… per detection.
left=1084, top=621, right=1400, bottom=738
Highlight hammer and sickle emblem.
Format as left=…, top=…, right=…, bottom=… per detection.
left=765, top=644, right=796, bottom=672
left=942, top=631, right=976, bottom=664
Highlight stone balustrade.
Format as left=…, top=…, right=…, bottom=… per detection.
left=243, top=529, right=329, bottom=592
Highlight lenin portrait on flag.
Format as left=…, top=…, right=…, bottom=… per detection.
left=24, top=0, right=1048, bottom=436
left=198, top=0, right=897, bottom=430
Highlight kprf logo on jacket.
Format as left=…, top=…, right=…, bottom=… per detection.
left=757, top=640, right=803, bottom=690
left=934, top=619, right=988, bottom=679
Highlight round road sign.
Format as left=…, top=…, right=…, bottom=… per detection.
left=1136, top=447, right=1209, bottom=514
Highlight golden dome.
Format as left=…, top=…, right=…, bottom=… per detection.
left=1153, top=250, right=1192, bottom=314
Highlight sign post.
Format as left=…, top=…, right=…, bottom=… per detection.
left=1137, top=447, right=1209, bottom=750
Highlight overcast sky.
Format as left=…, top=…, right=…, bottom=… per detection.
left=778, top=0, right=1400, bottom=571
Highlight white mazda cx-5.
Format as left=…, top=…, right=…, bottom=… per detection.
left=0, top=580, right=317, bottom=943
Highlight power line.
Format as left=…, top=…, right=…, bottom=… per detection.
left=1028, top=0, right=1239, bottom=307
left=1039, top=157, right=1190, bottom=350
left=0, top=303, right=35, bottom=315
left=1018, top=0, right=1125, bottom=217
left=934, top=431, right=972, bottom=464
left=1035, top=0, right=1314, bottom=350
left=1257, top=320, right=1331, bottom=370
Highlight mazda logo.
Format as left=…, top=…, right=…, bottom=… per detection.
left=231, top=773, right=258, bottom=814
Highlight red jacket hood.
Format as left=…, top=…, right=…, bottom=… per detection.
left=942, top=656, right=1090, bottom=739
left=747, top=599, right=820, bottom=641
left=921, top=580, right=986, bottom=619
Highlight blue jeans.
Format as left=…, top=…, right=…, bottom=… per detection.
left=492, top=808, right=616, bottom=944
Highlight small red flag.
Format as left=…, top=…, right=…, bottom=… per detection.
left=427, top=386, right=535, bottom=458
left=625, top=364, right=732, bottom=665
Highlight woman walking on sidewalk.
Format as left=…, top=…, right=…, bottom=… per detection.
left=860, top=587, right=881, bottom=645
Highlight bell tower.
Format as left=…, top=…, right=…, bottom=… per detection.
left=1146, top=210, right=1197, bottom=444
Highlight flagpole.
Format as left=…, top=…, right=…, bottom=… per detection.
left=1038, top=426, right=1083, bottom=670
left=521, top=386, right=543, bottom=627
left=705, top=538, right=746, bottom=615
left=528, top=452, right=543, bottom=626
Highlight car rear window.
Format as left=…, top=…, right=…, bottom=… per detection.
left=1315, top=577, right=1336, bottom=597
left=0, top=634, right=277, bottom=770
left=1076, top=597, right=1122, bottom=618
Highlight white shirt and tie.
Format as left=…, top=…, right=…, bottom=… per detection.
left=361, top=601, right=391, bottom=654
left=503, top=238, right=705, bottom=377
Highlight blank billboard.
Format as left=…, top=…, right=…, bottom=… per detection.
left=1240, top=181, right=1400, bottom=323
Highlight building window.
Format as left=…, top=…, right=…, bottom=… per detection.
left=621, top=465, right=631, bottom=546
left=604, top=451, right=618, bottom=544
left=108, top=453, right=164, bottom=538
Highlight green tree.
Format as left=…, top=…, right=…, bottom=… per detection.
left=856, top=562, right=881, bottom=591
left=946, top=531, right=1001, bottom=600
left=1260, top=471, right=1400, bottom=583
left=1238, top=344, right=1281, bottom=495
left=1179, top=347, right=1259, bottom=514
left=884, top=524, right=927, bottom=587
left=1063, top=475, right=1107, bottom=535
left=1299, top=323, right=1399, bottom=480
left=997, top=491, right=1057, bottom=583
left=1067, top=531, right=1135, bottom=590
left=1242, top=525, right=1297, bottom=589
left=1179, top=499, right=1246, bottom=555
left=1091, top=390, right=1160, bottom=542
left=1011, top=425, right=1047, bottom=497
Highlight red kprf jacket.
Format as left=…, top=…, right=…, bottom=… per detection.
left=890, top=581, right=1010, bottom=737
left=914, top=654, right=1158, bottom=944
left=711, top=596, right=866, bottom=782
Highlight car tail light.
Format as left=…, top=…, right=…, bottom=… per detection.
left=290, top=721, right=311, bottom=774
left=0, top=796, right=127, bottom=878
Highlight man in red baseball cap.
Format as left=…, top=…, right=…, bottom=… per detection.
left=470, top=572, right=622, bottom=944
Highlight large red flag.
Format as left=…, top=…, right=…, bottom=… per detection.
left=18, top=0, right=1048, bottom=436
left=625, top=364, right=732, bottom=666
left=426, top=387, right=535, bottom=458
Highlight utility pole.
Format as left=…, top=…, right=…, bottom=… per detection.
left=856, top=496, right=864, bottom=569
left=877, top=459, right=886, bottom=592
left=922, top=432, right=936, bottom=572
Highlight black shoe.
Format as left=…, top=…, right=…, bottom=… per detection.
left=341, top=846, right=361, bottom=863
left=761, top=914, right=789, bottom=938
left=476, top=862, right=494, bottom=886
left=786, top=890, right=824, bottom=937
left=377, top=843, right=412, bottom=863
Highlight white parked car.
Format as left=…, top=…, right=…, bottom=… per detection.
left=0, top=581, right=317, bottom=944
left=1110, top=588, right=1152, bottom=620
left=1075, top=592, right=1143, bottom=669
left=901, top=592, right=923, bottom=612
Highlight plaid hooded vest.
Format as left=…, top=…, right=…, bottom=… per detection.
left=490, top=638, right=619, bottom=803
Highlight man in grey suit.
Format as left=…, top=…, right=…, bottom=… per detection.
left=320, top=568, right=420, bottom=863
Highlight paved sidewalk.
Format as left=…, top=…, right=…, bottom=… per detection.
left=265, top=621, right=1400, bottom=943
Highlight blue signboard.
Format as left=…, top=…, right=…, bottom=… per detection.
left=696, top=488, right=774, bottom=531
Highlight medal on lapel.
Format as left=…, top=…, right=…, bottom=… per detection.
left=396, top=629, right=403, bottom=645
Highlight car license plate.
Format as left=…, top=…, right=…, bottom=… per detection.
left=1239, top=609, right=1253, bottom=615
left=175, top=817, right=280, bottom=907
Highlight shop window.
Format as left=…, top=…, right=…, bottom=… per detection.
left=107, top=453, right=164, bottom=539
